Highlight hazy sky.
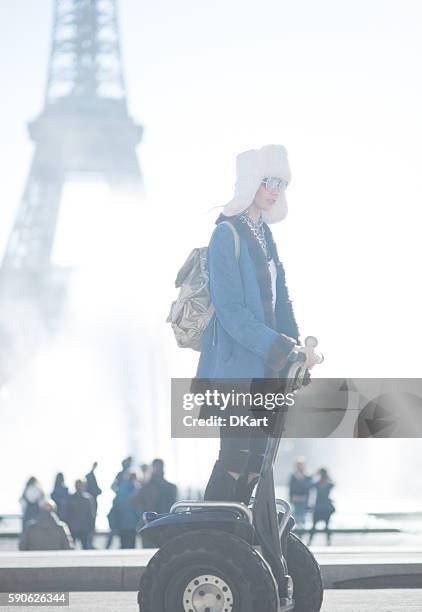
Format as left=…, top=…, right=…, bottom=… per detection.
left=1, top=0, right=421, bottom=377
left=1, top=1, right=422, bottom=514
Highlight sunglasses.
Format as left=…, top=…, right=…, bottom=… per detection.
left=261, top=177, right=288, bottom=193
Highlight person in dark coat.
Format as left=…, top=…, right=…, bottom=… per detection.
left=194, top=145, right=319, bottom=504
left=85, top=462, right=102, bottom=549
left=132, top=460, right=177, bottom=549
left=149, top=459, right=177, bottom=514
left=64, top=479, right=95, bottom=549
left=289, top=457, right=312, bottom=528
left=19, top=500, right=74, bottom=551
left=308, top=468, right=335, bottom=545
left=132, top=459, right=177, bottom=517
left=51, top=473, right=69, bottom=521
left=85, top=462, right=102, bottom=512
left=106, top=495, right=119, bottom=549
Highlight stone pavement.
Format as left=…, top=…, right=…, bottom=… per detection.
left=1, top=547, right=422, bottom=591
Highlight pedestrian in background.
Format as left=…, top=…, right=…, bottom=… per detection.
left=289, top=457, right=312, bottom=529
left=106, top=495, right=119, bottom=550
left=134, top=460, right=177, bottom=548
left=85, top=461, right=102, bottom=547
left=106, top=456, right=133, bottom=548
left=114, top=471, right=139, bottom=549
left=308, top=468, right=335, bottom=545
left=64, top=479, right=95, bottom=549
left=20, top=477, right=45, bottom=530
left=85, top=461, right=102, bottom=514
left=51, top=472, right=69, bottom=521
left=111, top=456, right=133, bottom=493
left=132, top=459, right=177, bottom=527
left=149, top=459, right=177, bottom=514
left=19, top=500, right=73, bottom=551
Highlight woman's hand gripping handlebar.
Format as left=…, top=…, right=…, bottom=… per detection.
left=286, top=336, right=324, bottom=389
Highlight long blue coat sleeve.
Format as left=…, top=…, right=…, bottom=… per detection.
left=208, top=224, right=296, bottom=370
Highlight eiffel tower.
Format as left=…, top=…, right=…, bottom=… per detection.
left=0, top=0, right=143, bottom=384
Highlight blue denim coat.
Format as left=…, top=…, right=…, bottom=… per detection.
left=196, top=220, right=299, bottom=380
left=114, top=480, right=139, bottom=530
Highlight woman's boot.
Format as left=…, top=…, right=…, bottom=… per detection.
left=234, top=474, right=259, bottom=505
left=204, top=460, right=237, bottom=501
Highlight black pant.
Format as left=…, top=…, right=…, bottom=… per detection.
left=203, top=379, right=287, bottom=504
left=204, top=428, right=269, bottom=504
left=308, top=511, right=333, bottom=545
left=219, top=430, right=269, bottom=473
left=71, top=530, right=91, bottom=549
left=119, top=529, right=136, bottom=549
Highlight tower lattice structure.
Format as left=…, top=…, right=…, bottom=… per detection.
left=0, top=0, right=143, bottom=381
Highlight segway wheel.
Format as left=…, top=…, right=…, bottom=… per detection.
left=138, top=529, right=278, bottom=612
left=285, top=532, right=323, bottom=612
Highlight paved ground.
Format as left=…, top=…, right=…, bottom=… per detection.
left=2, top=546, right=422, bottom=591
left=0, top=591, right=421, bottom=611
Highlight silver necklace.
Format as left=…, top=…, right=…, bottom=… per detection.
left=239, top=213, right=270, bottom=260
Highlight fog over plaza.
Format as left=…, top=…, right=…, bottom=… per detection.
left=0, top=0, right=421, bottom=520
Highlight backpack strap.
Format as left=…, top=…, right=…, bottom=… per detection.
left=219, top=221, right=240, bottom=260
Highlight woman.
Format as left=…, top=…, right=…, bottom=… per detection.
left=308, top=468, right=335, bottom=545
left=196, top=144, right=318, bottom=504
left=20, top=476, right=45, bottom=529
left=51, top=472, right=69, bottom=521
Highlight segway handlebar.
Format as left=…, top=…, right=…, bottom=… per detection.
left=170, top=500, right=254, bottom=524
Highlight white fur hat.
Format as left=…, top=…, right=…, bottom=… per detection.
left=223, top=144, right=291, bottom=224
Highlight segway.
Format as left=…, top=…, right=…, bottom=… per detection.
left=137, top=337, right=324, bottom=612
